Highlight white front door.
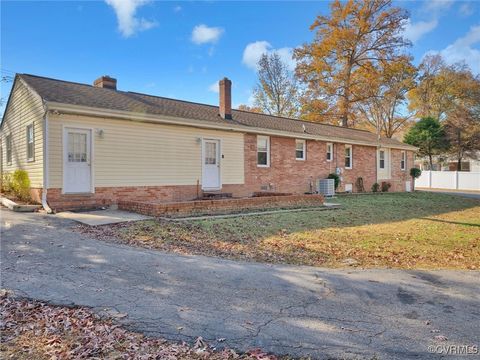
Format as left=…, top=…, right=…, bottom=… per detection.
left=202, top=139, right=221, bottom=190
left=64, top=128, right=92, bottom=193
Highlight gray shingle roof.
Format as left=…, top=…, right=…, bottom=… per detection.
left=19, top=74, right=414, bottom=149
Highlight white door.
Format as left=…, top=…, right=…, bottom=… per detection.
left=64, top=128, right=92, bottom=193
left=202, top=139, right=221, bottom=190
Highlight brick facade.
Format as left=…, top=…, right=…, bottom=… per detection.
left=45, top=133, right=414, bottom=211
left=243, top=134, right=378, bottom=194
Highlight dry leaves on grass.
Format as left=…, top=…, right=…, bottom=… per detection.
left=0, top=293, right=275, bottom=360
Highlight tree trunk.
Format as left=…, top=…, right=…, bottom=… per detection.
left=457, top=156, right=462, bottom=171
left=428, top=154, right=433, bottom=170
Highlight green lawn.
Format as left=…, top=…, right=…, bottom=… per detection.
left=83, top=192, right=480, bottom=269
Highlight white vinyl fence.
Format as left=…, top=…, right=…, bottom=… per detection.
left=416, top=171, right=480, bottom=191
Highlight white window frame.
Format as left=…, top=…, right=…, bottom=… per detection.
left=345, top=145, right=352, bottom=169
left=326, top=143, right=333, bottom=162
left=401, top=151, right=406, bottom=171
left=257, top=135, right=270, bottom=167
left=379, top=150, right=385, bottom=169
left=26, top=123, right=35, bottom=162
left=6, top=133, right=12, bottom=165
left=295, top=139, right=306, bottom=161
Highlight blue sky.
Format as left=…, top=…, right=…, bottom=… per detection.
left=1, top=0, right=479, bottom=116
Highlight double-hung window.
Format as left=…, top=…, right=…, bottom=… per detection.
left=326, top=143, right=333, bottom=161
left=257, top=135, right=270, bottom=167
left=26, top=124, right=34, bottom=162
left=379, top=150, right=385, bottom=169
left=345, top=145, right=352, bottom=169
left=295, top=139, right=306, bottom=160
left=401, top=151, right=406, bottom=171
left=6, top=134, right=12, bottom=164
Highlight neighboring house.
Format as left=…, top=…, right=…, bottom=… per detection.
left=0, top=74, right=416, bottom=211
left=415, top=152, right=480, bottom=172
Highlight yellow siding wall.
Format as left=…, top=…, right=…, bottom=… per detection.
left=48, top=114, right=245, bottom=188
left=0, top=80, right=44, bottom=187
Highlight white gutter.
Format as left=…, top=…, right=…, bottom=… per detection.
left=41, top=106, right=52, bottom=214
left=47, top=101, right=418, bottom=151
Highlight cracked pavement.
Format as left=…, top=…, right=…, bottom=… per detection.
left=1, top=209, right=479, bottom=359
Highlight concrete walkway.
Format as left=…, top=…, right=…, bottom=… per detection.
left=56, top=209, right=152, bottom=225
left=1, top=209, right=479, bottom=359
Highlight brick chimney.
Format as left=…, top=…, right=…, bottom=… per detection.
left=93, top=75, right=117, bottom=90
left=219, top=77, right=232, bottom=120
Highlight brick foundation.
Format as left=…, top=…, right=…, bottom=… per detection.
left=119, top=194, right=325, bottom=217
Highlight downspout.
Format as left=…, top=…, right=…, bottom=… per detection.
left=42, top=105, right=52, bottom=213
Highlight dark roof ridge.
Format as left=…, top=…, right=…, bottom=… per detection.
left=232, top=108, right=375, bottom=135
left=20, top=73, right=377, bottom=136
left=20, top=73, right=112, bottom=91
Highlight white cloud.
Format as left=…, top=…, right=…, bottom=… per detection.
left=428, top=25, right=480, bottom=74
left=403, top=18, right=438, bottom=43
left=173, top=5, right=182, bottom=13
left=105, top=0, right=157, bottom=37
left=242, top=41, right=295, bottom=71
left=459, top=3, right=474, bottom=17
left=423, top=0, right=454, bottom=13
left=208, top=81, right=219, bottom=93
left=191, top=24, right=224, bottom=45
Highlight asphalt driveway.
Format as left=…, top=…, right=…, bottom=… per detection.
left=1, top=208, right=479, bottom=359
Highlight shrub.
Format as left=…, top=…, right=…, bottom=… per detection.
left=410, top=167, right=422, bottom=179
left=381, top=182, right=391, bottom=192
left=327, top=173, right=340, bottom=190
left=11, top=170, right=31, bottom=201
left=371, top=183, right=380, bottom=193
left=1, top=172, right=13, bottom=193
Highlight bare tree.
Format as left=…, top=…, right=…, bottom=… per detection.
left=252, top=53, right=300, bottom=118
left=356, top=56, right=417, bottom=138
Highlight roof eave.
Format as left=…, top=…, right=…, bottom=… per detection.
left=45, top=101, right=417, bottom=151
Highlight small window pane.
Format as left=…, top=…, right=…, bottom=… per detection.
left=6, top=134, right=12, bottom=163
left=379, top=150, right=385, bottom=169
left=258, top=151, right=267, bottom=165
left=257, top=138, right=267, bottom=152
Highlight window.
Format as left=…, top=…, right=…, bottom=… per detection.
left=68, top=133, right=87, bottom=162
left=401, top=151, right=406, bottom=170
left=326, top=143, right=333, bottom=161
left=6, top=134, right=12, bottom=164
left=295, top=139, right=306, bottom=160
left=379, top=150, right=385, bottom=169
left=257, top=135, right=270, bottom=167
left=26, top=124, right=34, bottom=161
left=345, top=145, right=352, bottom=169
left=204, top=142, right=217, bottom=165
